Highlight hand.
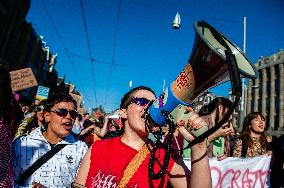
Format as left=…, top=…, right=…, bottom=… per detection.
left=212, top=122, right=233, bottom=138
left=104, top=115, right=110, bottom=123
left=217, top=154, right=227, bottom=161
left=220, top=122, right=234, bottom=137
left=177, top=113, right=208, bottom=160
left=178, top=113, right=207, bottom=142
left=32, top=182, right=47, bottom=188
left=186, top=113, right=207, bottom=130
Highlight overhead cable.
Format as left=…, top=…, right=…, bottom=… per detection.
left=40, top=0, right=92, bottom=105
left=79, top=0, right=98, bottom=106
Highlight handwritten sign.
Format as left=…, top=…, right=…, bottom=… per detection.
left=36, top=86, right=50, bottom=100
left=9, top=68, right=38, bottom=92
left=70, top=93, right=82, bottom=108
left=184, top=155, right=271, bottom=188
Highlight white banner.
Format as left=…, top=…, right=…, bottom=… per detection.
left=184, top=155, right=271, bottom=188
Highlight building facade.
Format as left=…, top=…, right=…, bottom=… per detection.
left=0, top=0, right=58, bottom=103
left=246, top=50, right=284, bottom=136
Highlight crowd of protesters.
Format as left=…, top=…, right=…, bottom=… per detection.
left=0, top=63, right=284, bottom=187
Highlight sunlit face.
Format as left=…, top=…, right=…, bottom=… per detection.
left=44, top=101, right=76, bottom=139
left=250, top=115, right=265, bottom=133
left=126, top=89, right=156, bottom=137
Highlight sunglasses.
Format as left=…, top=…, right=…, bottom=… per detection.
left=51, top=108, right=78, bottom=119
left=128, top=97, right=151, bottom=107
left=35, top=106, right=44, bottom=112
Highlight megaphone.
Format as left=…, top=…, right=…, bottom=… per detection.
left=148, top=20, right=258, bottom=126
left=148, top=20, right=258, bottom=180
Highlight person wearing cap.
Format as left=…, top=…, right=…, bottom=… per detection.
left=13, top=93, right=88, bottom=187
left=74, top=86, right=211, bottom=188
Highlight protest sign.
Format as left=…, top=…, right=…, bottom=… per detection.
left=36, top=86, right=50, bottom=100
left=184, top=155, right=271, bottom=188
left=70, top=93, right=82, bottom=107
left=9, top=68, right=38, bottom=92
left=77, top=107, right=86, bottom=114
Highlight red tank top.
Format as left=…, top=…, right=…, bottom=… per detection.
left=85, top=137, right=179, bottom=188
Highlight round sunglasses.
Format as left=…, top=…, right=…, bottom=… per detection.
left=51, top=108, right=78, bottom=119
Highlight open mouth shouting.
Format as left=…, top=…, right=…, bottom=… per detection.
left=62, top=121, right=73, bottom=131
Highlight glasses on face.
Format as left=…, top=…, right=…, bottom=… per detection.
left=35, top=106, right=44, bottom=112
left=128, top=97, right=151, bottom=107
left=51, top=108, right=78, bottom=119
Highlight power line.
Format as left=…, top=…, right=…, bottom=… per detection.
left=40, top=0, right=92, bottom=105
left=79, top=0, right=98, bottom=106
left=104, top=0, right=122, bottom=106
left=69, top=51, right=175, bottom=75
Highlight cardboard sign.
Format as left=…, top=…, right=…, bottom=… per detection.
left=70, top=93, right=82, bottom=107
left=9, top=68, right=38, bottom=92
left=36, top=86, right=50, bottom=100
left=77, top=107, right=86, bottom=114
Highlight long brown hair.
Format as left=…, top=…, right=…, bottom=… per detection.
left=240, top=112, right=269, bottom=148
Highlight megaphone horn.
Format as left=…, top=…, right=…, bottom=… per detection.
left=148, top=20, right=258, bottom=180
left=149, top=20, right=258, bottom=126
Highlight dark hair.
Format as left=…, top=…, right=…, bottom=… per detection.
left=198, top=97, right=233, bottom=124
left=44, top=93, right=77, bottom=112
left=198, top=97, right=233, bottom=116
left=78, top=114, right=83, bottom=121
left=83, top=119, right=94, bottom=129
left=240, top=112, right=268, bottom=148
left=83, top=113, right=89, bottom=117
left=120, top=86, right=155, bottom=109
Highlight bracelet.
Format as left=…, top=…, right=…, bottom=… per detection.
left=71, top=182, right=86, bottom=188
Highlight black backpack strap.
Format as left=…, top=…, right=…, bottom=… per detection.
left=241, top=138, right=248, bottom=158
left=17, top=144, right=67, bottom=186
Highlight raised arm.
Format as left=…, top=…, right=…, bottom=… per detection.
left=170, top=114, right=211, bottom=188
left=93, top=116, right=109, bottom=138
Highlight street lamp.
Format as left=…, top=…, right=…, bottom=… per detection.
left=172, top=12, right=181, bottom=29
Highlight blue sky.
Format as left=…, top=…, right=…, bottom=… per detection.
left=27, top=0, right=284, bottom=112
